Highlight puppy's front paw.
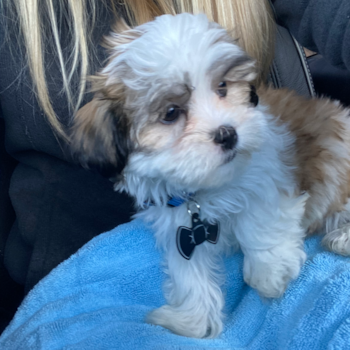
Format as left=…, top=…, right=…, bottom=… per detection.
left=323, top=224, right=350, bottom=256
left=147, top=305, right=222, bottom=338
left=243, top=246, right=306, bottom=298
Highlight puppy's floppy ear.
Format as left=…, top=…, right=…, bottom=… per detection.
left=71, top=18, right=145, bottom=176
left=70, top=85, right=131, bottom=176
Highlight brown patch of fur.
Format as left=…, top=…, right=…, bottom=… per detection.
left=260, top=87, right=350, bottom=232
left=72, top=97, right=118, bottom=166
left=72, top=77, right=131, bottom=171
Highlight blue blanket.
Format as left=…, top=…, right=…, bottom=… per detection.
left=1, top=219, right=350, bottom=349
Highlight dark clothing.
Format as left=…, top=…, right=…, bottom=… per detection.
left=308, top=54, right=350, bottom=106
left=0, top=3, right=134, bottom=330
left=274, top=0, right=350, bottom=71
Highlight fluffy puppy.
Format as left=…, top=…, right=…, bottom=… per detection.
left=71, top=14, right=350, bottom=338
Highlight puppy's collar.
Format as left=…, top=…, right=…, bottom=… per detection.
left=167, top=193, right=194, bottom=207
left=145, top=192, right=195, bottom=208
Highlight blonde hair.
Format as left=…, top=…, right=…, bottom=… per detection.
left=6, top=0, right=275, bottom=139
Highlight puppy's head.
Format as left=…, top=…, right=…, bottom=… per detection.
left=72, top=13, right=267, bottom=190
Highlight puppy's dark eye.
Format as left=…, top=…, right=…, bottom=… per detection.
left=249, top=85, right=259, bottom=107
left=217, top=81, right=227, bottom=97
left=161, top=105, right=183, bottom=124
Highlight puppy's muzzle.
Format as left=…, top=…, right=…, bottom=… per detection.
left=214, top=125, right=238, bottom=151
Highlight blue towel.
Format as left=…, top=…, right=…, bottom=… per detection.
left=1, top=219, right=350, bottom=349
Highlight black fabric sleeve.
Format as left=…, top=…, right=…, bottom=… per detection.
left=274, top=0, right=350, bottom=71
left=0, top=104, right=17, bottom=249
left=0, top=104, right=24, bottom=335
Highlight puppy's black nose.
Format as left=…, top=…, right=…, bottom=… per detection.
left=214, top=125, right=238, bottom=150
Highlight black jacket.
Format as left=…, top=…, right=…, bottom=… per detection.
left=0, top=3, right=134, bottom=303
left=274, top=0, right=350, bottom=71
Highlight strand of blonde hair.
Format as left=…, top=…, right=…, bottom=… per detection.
left=67, top=0, right=89, bottom=117
left=12, top=0, right=68, bottom=140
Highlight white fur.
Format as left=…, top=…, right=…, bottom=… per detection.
left=116, top=110, right=308, bottom=337
left=106, top=14, right=313, bottom=338
left=104, top=13, right=244, bottom=97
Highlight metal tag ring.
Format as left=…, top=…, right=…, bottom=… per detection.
left=187, top=200, right=200, bottom=217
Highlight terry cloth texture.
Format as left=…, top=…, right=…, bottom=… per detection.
left=274, top=0, right=350, bottom=71
left=1, top=219, right=350, bottom=349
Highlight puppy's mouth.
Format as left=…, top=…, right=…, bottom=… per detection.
left=222, top=149, right=237, bottom=165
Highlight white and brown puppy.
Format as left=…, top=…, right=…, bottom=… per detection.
left=72, top=13, right=350, bottom=338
